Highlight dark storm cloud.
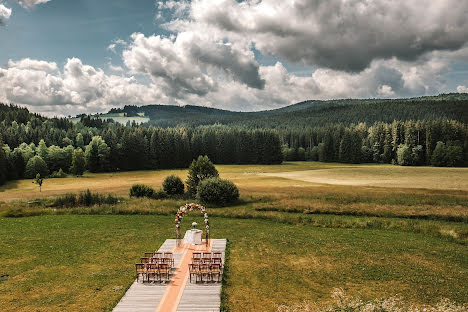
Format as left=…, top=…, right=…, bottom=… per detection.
left=190, top=0, right=468, bottom=71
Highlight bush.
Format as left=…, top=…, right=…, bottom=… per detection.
left=25, top=155, right=49, bottom=178
left=50, top=168, right=67, bottom=178
left=129, top=184, right=155, bottom=198
left=53, top=189, right=119, bottom=207
left=186, top=156, right=219, bottom=195
left=153, top=189, right=168, bottom=199
left=162, top=175, right=184, bottom=195
left=196, top=177, right=239, bottom=206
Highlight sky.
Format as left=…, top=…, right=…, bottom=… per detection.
left=1, top=0, right=468, bottom=116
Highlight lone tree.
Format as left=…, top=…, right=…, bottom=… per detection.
left=33, top=173, right=44, bottom=192
left=186, top=155, right=219, bottom=195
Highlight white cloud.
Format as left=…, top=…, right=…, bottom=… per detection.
left=0, top=2, right=11, bottom=25
left=8, top=58, right=57, bottom=71
left=108, top=63, right=124, bottom=72
left=107, top=43, right=117, bottom=53
left=457, top=85, right=468, bottom=93
left=13, top=0, right=52, bottom=9
left=107, top=39, right=127, bottom=53
left=0, top=58, right=165, bottom=116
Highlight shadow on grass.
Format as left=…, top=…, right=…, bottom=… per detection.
left=0, top=180, right=21, bottom=191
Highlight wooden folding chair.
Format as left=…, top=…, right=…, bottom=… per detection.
left=212, top=257, right=222, bottom=268
left=159, top=263, right=170, bottom=282
left=144, top=252, right=155, bottom=258
left=202, top=252, right=212, bottom=259
left=154, top=252, right=163, bottom=259
left=140, top=257, right=150, bottom=264
left=160, top=257, right=172, bottom=267
left=202, top=257, right=212, bottom=264
left=212, top=252, right=222, bottom=259
left=188, top=263, right=199, bottom=283
left=199, top=264, right=211, bottom=282
left=164, top=252, right=174, bottom=267
left=192, top=252, right=201, bottom=259
left=147, top=263, right=159, bottom=283
left=135, top=263, right=146, bottom=283
left=192, top=257, right=201, bottom=264
left=210, top=264, right=222, bottom=282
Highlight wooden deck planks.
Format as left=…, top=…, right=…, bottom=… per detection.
left=176, top=239, right=226, bottom=312
left=112, top=239, right=226, bottom=312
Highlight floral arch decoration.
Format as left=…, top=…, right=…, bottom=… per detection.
left=175, top=203, right=209, bottom=247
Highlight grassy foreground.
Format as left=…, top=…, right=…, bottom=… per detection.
left=0, top=215, right=467, bottom=312
left=0, top=162, right=467, bottom=311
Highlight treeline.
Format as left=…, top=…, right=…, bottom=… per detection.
left=0, top=111, right=282, bottom=185
left=110, top=94, right=468, bottom=129
left=280, top=119, right=468, bottom=166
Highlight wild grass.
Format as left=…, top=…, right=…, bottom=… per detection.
left=0, top=215, right=467, bottom=312
left=276, top=289, right=468, bottom=312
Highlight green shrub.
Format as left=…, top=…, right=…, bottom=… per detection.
left=196, top=177, right=239, bottom=206
left=50, top=168, right=67, bottom=178
left=53, top=190, right=119, bottom=207
left=153, top=189, right=168, bottom=199
left=54, top=193, right=77, bottom=207
left=129, top=184, right=155, bottom=198
left=162, top=175, right=184, bottom=195
left=25, top=155, right=49, bottom=178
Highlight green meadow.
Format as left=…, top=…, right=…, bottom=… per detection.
left=0, top=162, right=467, bottom=311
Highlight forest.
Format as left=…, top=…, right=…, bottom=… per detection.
left=0, top=104, right=282, bottom=186
left=0, top=93, right=467, bottom=186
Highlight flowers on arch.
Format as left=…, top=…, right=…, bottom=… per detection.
left=175, top=203, right=209, bottom=236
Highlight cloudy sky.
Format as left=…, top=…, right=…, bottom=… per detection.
left=1, top=0, right=468, bottom=116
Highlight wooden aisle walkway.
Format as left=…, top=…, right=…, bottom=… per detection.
left=177, top=239, right=226, bottom=312
left=112, top=239, right=227, bottom=312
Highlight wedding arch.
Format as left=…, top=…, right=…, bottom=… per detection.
left=175, top=203, right=209, bottom=247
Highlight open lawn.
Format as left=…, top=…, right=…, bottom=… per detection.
left=0, top=215, right=467, bottom=312
left=262, top=165, right=468, bottom=190
left=0, top=162, right=467, bottom=311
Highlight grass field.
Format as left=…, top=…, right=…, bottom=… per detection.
left=0, top=215, right=467, bottom=312
left=0, top=162, right=467, bottom=311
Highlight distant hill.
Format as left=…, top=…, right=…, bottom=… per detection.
left=104, top=93, right=468, bottom=128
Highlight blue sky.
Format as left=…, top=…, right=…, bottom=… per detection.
left=0, top=0, right=467, bottom=116
left=0, top=0, right=160, bottom=68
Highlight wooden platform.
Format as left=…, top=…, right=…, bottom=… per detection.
left=112, top=239, right=226, bottom=312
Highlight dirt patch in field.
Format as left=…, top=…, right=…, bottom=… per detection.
left=261, top=166, right=468, bottom=191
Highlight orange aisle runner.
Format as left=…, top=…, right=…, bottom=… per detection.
left=155, top=240, right=211, bottom=312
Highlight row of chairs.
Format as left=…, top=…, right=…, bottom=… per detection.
left=193, top=252, right=222, bottom=259
left=192, top=257, right=223, bottom=266
left=136, top=263, right=171, bottom=283
left=188, top=263, right=222, bottom=283
left=141, top=251, right=175, bottom=267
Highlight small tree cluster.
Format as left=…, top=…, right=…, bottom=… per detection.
left=186, top=156, right=219, bottom=195
left=431, top=141, right=464, bottom=167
